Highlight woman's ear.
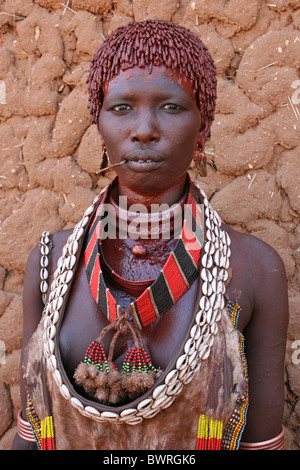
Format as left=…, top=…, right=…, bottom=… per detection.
left=96, top=120, right=105, bottom=145
left=196, top=118, right=211, bottom=150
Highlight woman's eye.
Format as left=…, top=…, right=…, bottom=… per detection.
left=112, top=104, right=131, bottom=112
left=162, top=103, right=183, bottom=111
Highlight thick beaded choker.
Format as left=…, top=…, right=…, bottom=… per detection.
left=41, top=180, right=232, bottom=425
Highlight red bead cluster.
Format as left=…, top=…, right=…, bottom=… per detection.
left=122, top=347, right=156, bottom=374
left=84, top=341, right=117, bottom=372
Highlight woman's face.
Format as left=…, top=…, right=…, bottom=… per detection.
left=98, top=66, right=207, bottom=196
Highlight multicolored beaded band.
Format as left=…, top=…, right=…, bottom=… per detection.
left=196, top=414, right=223, bottom=450
left=17, top=409, right=36, bottom=443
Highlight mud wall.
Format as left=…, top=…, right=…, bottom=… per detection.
left=0, top=0, right=299, bottom=450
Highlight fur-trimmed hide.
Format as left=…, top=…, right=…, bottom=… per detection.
left=23, top=309, right=247, bottom=450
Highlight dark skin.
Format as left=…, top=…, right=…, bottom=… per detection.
left=12, top=66, right=289, bottom=449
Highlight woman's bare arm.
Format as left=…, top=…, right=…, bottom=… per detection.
left=11, top=245, right=44, bottom=450
left=241, top=238, right=289, bottom=443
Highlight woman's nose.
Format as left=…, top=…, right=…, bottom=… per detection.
left=130, top=111, right=160, bottom=144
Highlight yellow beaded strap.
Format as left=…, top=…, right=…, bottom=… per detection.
left=195, top=302, right=249, bottom=451
left=41, top=416, right=55, bottom=450
left=196, top=415, right=223, bottom=450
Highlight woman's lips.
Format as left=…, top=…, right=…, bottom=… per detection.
left=125, top=156, right=164, bottom=172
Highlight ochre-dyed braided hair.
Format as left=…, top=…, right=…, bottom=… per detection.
left=87, top=19, right=217, bottom=126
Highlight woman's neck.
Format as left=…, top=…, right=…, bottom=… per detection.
left=115, top=175, right=188, bottom=209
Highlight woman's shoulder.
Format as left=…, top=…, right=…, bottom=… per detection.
left=51, top=228, right=74, bottom=256
left=222, top=222, right=288, bottom=331
left=223, top=222, right=286, bottom=275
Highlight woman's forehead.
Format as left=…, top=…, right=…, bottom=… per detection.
left=102, top=65, right=197, bottom=101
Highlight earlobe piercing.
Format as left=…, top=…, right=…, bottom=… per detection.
left=96, top=144, right=127, bottom=174
left=193, top=145, right=207, bottom=177
left=101, top=142, right=109, bottom=170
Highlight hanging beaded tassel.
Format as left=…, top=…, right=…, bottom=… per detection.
left=122, top=347, right=156, bottom=374
left=120, top=322, right=160, bottom=401
left=74, top=312, right=161, bottom=405
left=84, top=341, right=118, bottom=373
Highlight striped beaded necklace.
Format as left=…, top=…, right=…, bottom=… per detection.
left=84, top=178, right=204, bottom=330
left=74, top=178, right=205, bottom=405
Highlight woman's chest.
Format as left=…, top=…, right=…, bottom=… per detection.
left=54, top=229, right=253, bottom=383
left=58, top=259, right=202, bottom=381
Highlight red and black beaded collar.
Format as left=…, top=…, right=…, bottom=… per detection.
left=84, top=178, right=204, bottom=330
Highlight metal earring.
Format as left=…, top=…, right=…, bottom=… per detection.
left=193, top=145, right=207, bottom=177
left=101, top=143, right=108, bottom=170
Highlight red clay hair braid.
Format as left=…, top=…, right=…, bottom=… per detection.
left=87, top=19, right=217, bottom=126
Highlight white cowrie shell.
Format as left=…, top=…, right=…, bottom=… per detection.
left=222, top=231, right=231, bottom=246
left=40, top=244, right=49, bottom=256
left=60, top=384, right=71, bottom=400
left=152, top=384, right=167, bottom=400
left=166, top=380, right=183, bottom=396
left=214, top=250, right=222, bottom=267
left=201, top=268, right=212, bottom=283
left=182, top=370, right=195, bottom=385
left=50, top=310, right=59, bottom=325
left=62, top=270, right=73, bottom=284
left=50, top=354, right=57, bottom=370
left=126, top=416, right=144, bottom=425
left=206, top=229, right=215, bottom=242
left=201, top=323, right=209, bottom=336
left=202, top=253, right=213, bottom=268
left=165, top=369, right=178, bottom=386
left=101, top=411, right=119, bottom=420
left=120, top=408, right=137, bottom=418
left=48, top=324, right=56, bottom=339
left=85, top=406, right=101, bottom=417
left=176, top=353, right=188, bottom=371
left=137, top=398, right=153, bottom=412
left=40, top=255, right=49, bottom=268
left=188, top=350, right=198, bottom=365
left=69, top=240, right=79, bottom=255
left=70, top=397, right=84, bottom=409
left=206, top=308, right=215, bottom=324
left=81, top=215, right=91, bottom=227
left=40, top=268, right=49, bottom=280
left=54, top=369, right=62, bottom=386
left=215, top=309, right=222, bottom=322
left=75, top=227, right=85, bottom=241
left=160, top=395, right=175, bottom=410
left=200, top=295, right=210, bottom=311
left=210, top=323, right=218, bottom=335
left=65, top=255, right=76, bottom=270
left=151, top=396, right=167, bottom=410
left=43, top=315, right=50, bottom=329
left=202, top=281, right=212, bottom=296
left=48, top=339, right=55, bottom=354
left=204, top=241, right=215, bottom=255
left=84, top=205, right=94, bottom=216
left=184, top=338, right=196, bottom=356
left=40, top=280, right=48, bottom=293
left=190, top=324, right=201, bottom=341
left=195, top=310, right=206, bottom=326
left=199, top=344, right=210, bottom=360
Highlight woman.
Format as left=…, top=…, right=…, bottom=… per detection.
left=13, top=20, right=288, bottom=450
